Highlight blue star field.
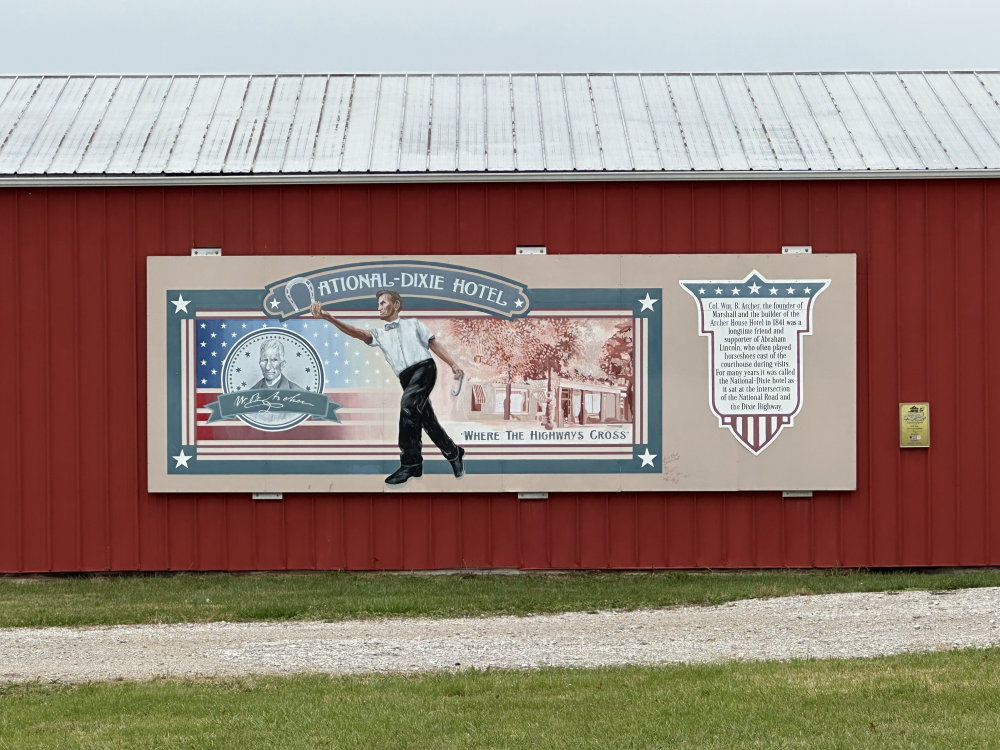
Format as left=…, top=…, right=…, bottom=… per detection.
left=195, top=317, right=393, bottom=390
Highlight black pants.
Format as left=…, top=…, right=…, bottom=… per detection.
left=398, top=359, right=458, bottom=467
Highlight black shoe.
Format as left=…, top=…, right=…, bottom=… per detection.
left=385, top=465, right=422, bottom=485
left=448, top=446, right=466, bottom=478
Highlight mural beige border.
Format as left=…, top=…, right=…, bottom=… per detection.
left=147, top=253, right=855, bottom=494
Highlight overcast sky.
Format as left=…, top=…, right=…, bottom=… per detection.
left=3, top=0, right=998, bottom=75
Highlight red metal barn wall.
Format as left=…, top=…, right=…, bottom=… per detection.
left=2, top=180, right=999, bottom=572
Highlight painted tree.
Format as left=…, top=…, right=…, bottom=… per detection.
left=449, top=317, right=541, bottom=420
left=448, top=316, right=584, bottom=422
left=523, top=317, right=583, bottom=427
left=599, top=321, right=634, bottom=421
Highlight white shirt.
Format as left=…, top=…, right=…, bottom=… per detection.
left=368, top=317, right=435, bottom=376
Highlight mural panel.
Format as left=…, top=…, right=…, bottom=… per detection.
left=148, top=253, right=854, bottom=493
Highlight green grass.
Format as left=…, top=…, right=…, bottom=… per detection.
left=2, top=650, right=999, bottom=749
left=1, top=569, right=999, bottom=627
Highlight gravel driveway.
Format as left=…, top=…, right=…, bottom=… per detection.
left=3, top=587, right=999, bottom=684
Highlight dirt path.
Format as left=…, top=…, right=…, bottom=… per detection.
left=3, top=587, right=998, bottom=684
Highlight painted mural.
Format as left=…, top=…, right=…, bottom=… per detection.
left=148, top=253, right=855, bottom=493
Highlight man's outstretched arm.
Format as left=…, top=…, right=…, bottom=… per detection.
left=309, top=301, right=373, bottom=344
left=428, top=338, right=464, bottom=379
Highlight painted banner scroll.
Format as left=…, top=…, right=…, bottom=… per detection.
left=148, top=254, right=855, bottom=493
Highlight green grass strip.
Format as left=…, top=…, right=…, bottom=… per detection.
left=2, top=649, right=999, bottom=749
left=1, top=569, right=999, bottom=627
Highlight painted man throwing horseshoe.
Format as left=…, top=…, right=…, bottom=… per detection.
left=311, top=290, right=465, bottom=486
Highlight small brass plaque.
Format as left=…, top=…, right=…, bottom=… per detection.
left=900, top=403, right=930, bottom=448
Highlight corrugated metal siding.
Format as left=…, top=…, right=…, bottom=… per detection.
left=3, top=180, right=1000, bottom=571
left=5, top=73, right=1000, bottom=178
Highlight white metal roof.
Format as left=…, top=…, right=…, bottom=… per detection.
left=3, top=72, right=1000, bottom=184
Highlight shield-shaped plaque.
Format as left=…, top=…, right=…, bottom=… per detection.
left=680, top=270, right=828, bottom=454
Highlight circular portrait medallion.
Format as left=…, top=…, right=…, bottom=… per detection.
left=222, top=328, right=324, bottom=431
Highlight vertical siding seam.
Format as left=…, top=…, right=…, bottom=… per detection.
left=13, top=189, right=23, bottom=570
left=157, top=76, right=198, bottom=175
left=984, top=180, right=993, bottom=563
left=893, top=182, right=903, bottom=564
left=862, top=181, right=872, bottom=566
left=43, top=191, right=52, bottom=569
left=952, top=184, right=961, bottom=563
left=76, top=189, right=85, bottom=568
left=130, top=189, right=141, bottom=568
left=13, top=76, right=71, bottom=174
left=923, top=182, right=932, bottom=563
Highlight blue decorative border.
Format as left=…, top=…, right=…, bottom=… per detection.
left=165, top=287, right=662, bottom=477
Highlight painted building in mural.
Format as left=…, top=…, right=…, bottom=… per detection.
left=4, top=72, right=1000, bottom=570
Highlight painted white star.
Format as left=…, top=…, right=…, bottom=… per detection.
left=173, top=449, right=192, bottom=468
left=638, top=293, right=658, bottom=311
left=714, top=287, right=723, bottom=295
left=731, top=286, right=741, bottom=295
left=220, top=323, right=227, bottom=329
left=241, top=323, right=247, bottom=329
left=697, top=287, right=706, bottom=295
left=199, top=341, right=206, bottom=348
left=638, top=449, right=657, bottom=467
left=210, top=332, right=216, bottom=338
left=786, top=286, right=796, bottom=294
left=269, top=298, right=280, bottom=309
left=749, top=282, right=761, bottom=294
left=171, top=294, right=190, bottom=314
left=200, top=322, right=206, bottom=329
left=804, top=286, right=812, bottom=294
left=515, top=298, right=524, bottom=308
left=769, top=287, right=779, bottom=296
left=200, top=378, right=207, bottom=385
